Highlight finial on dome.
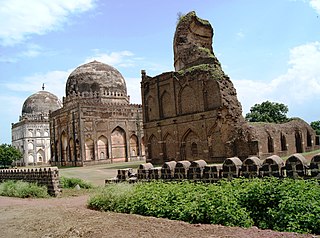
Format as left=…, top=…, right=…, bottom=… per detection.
left=42, top=83, right=45, bottom=90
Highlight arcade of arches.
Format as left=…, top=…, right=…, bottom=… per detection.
left=49, top=61, right=145, bottom=166
left=141, top=11, right=319, bottom=165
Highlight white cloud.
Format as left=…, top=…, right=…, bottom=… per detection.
left=310, top=0, right=320, bottom=14
left=234, top=41, right=320, bottom=118
left=19, top=44, right=43, bottom=58
left=0, top=0, right=95, bottom=46
left=6, top=70, right=70, bottom=100
left=85, top=50, right=135, bottom=67
left=236, top=30, right=245, bottom=39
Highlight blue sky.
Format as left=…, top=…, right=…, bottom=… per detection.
left=0, top=0, right=320, bottom=144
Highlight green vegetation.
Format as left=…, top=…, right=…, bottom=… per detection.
left=245, top=101, right=289, bottom=123
left=311, top=120, right=320, bottom=135
left=88, top=178, right=320, bottom=234
left=0, top=144, right=22, bottom=168
left=60, top=176, right=94, bottom=189
left=0, top=180, right=49, bottom=198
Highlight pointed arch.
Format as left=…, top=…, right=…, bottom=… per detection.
left=61, top=131, right=68, bottom=161
left=295, top=131, right=303, bottom=153
left=179, top=85, right=198, bottom=114
left=97, top=135, right=108, bottom=160
left=28, top=154, right=34, bottom=164
left=37, top=149, right=45, bottom=163
left=111, top=127, right=127, bottom=160
left=181, top=129, right=200, bottom=161
left=280, top=133, right=287, bottom=151
left=163, top=133, right=175, bottom=160
left=28, top=142, right=34, bottom=150
left=129, top=134, right=139, bottom=157
left=267, top=135, right=274, bottom=153
left=161, top=90, right=174, bottom=118
left=85, top=138, right=94, bottom=161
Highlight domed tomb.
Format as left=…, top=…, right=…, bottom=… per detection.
left=22, top=90, right=62, bottom=120
left=65, top=61, right=129, bottom=105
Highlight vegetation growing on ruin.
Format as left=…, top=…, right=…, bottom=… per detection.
left=88, top=178, right=320, bottom=234
left=60, top=176, right=94, bottom=189
left=177, top=63, right=214, bottom=76
left=0, top=180, right=49, bottom=198
left=177, top=11, right=210, bottom=26
left=198, top=46, right=215, bottom=57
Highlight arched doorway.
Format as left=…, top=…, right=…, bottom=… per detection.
left=267, top=136, right=274, bottom=153
left=280, top=133, right=287, bottom=151
left=85, top=138, right=94, bottom=161
left=97, top=135, right=108, bottom=160
left=111, top=127, right=127, bottom=161
left=37, top=149, right=45, bottom=164
left=295, top=131, right=303, bottom=153
left=181, top=129, right=200, bottom=161
left=129, top=134, right=139, bottom=157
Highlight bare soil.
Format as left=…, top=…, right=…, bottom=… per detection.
left=0, top=195, right=316, bottom=238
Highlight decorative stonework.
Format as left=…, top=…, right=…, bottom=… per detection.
left=141, top=11, right=319, bottom=165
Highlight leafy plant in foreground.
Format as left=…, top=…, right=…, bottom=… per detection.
left=0, top=180, right=49, bottom=198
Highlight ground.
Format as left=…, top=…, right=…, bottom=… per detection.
left=0, top=195, right=315, bottom=238
left=1, top=152, right=319, bottom=238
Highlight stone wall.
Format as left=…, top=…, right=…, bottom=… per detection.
left=0, top=167, right=61, bottom=196
left=110, top=153, right=320, bottom=183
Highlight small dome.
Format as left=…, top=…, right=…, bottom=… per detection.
left=65, top=61, right=128, bottom=103
left=22, top=91, right=62, bottom=119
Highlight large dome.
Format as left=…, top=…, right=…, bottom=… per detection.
left=22, top=90, right=62, bottom=119
left=65, top=61, right=128, bottom=104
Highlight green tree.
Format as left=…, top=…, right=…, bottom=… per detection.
left=310, top=120, right=320, bottom=135
left=0, top=144, right=22, bottom=168
left=245, top=101, right=289, bottom=123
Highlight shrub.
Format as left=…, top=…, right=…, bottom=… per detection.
left=60, top=176, right=94, bottom=189
left=87, top=179, right=320, bottom=234
left=0, top=180, right=49, bottom=198
left=87, top=183, right=133, bottom=212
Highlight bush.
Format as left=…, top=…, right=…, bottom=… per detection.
left=88, top=183, right=133, bottom=212
left=87, top=179, right=320, bottom=234
left=0, top=180, right=49, bottom=198
left=60, top=176, right=94, bottom=189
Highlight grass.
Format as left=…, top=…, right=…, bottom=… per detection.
left=59, top=160, right=144, bottom=186
left=281, top=149, right=320, bottom=161
left=0, top=180, right=49, bottom=198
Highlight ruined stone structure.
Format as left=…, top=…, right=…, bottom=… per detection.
left=11, top=89, right=62, bottom=166
left=110, top=152, right=320, bottom=183
left=50, top=61, right=144, bottom=166
left=141, top=11, right=319, bottom=164
left=0, top=167, right=60, bottom=196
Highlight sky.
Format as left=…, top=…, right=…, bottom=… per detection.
left=0, top=0, right=320, bottom=144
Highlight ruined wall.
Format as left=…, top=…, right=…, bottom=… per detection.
left=0, top=167, right=61, bottom=196
left=141, top=11, right=318, bottom=165
left=249, top=119, right=318, bottom=159
left=111, top=153, right=320, bottom=183
left=141, top=11, right=250, bottom=164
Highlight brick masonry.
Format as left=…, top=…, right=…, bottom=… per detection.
left=0, top=167, right=61, bottom=196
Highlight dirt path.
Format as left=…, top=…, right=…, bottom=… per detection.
left=0, top=195, right=315, bottom=238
